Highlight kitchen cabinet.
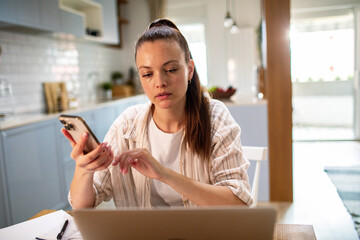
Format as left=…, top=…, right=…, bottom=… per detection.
left=0, top=0, right=61, bottom=32
left=93, top=0, right=119, bottom=44
left=0, top=119, right=67, bottom=225
left=15, top=0, right=41, bottom=28
left=0, top=0, right=119, bottom=44
left=0, top=138, right=11, bottom=228
left=39, top=0, right=61, bottom=32
left=0, top=0, right=17, bottom=24
left=90, top=106, right=117, bottom=141
left=59, top=9, right=85, bottom=37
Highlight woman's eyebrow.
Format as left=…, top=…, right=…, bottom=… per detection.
left=163, top=60, right=179, bottom=66
left=138, top=66, right=151, bottom=70
left=138, top=60, right=179, bottom=70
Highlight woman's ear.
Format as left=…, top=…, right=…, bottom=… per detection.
left=188, top=59, right=195, bottom=80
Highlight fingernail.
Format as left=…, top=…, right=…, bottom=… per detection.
left=82, top=132, right=88, bottom=138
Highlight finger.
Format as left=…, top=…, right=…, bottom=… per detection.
left=122, top=155, right=135, bottom=174
left=112, top=155, right=120, bottom=166
left=76, top=143, right=108, bottom=168
left=87, top=150, right=112, bottom=171
left=117, top=152, right=129, bottom=173
left=93, top=153, right=113, bottom=171
left=73, top=131, right=89, bottom=156
left=61, top=128, right=76, bottom=148
left=86, top=143, right=108, bottom=161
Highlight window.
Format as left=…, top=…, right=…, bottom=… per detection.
left=178, top=23, right=208, bottom=86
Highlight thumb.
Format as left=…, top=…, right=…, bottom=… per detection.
left=74, top=131, right=89, bottom=155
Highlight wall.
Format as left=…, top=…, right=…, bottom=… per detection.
left=167, top=0, right=261, bottom=101
left=0, top=0, right=150, bottom=114
left=291, top=0, right=360, bottom=10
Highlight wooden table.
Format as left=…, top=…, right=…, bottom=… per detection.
left=31, top=210, right=317, bottom=240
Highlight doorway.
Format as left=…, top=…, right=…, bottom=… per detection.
left=290, top=8, right=357, bottom=141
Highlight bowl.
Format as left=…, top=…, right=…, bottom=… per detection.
left=210, top=88, right=236, bottom=99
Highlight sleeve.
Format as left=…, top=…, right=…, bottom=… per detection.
left=92, top=116, right=128, bottom=207
left=210, top=102, right=254, bottom=206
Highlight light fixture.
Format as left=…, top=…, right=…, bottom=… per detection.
left=229, top=0, right=239, bottom=34
left=224, top=0, right=233, bottom=28
left=230, top=22, right=239, bottom=34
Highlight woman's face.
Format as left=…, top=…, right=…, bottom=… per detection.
left=136, top=39, right=194, bottom=112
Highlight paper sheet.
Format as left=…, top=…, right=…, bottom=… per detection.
left=0, top=210, right=82, bottom=240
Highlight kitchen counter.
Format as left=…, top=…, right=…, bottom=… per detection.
left=0, top=95, right=148, bottom=131
left=222, top=98, right=267, bottom=106
left=0, top=95, right=266, bottom=130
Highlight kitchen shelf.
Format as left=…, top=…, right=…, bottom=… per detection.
left=109, top=0, right=128, bottom=48
left=59, top=0, right=103, bottom=38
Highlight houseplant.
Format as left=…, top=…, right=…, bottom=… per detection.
left=100, top=82, right=113, bottom=99
left=111, top=71, right=124, bottom=85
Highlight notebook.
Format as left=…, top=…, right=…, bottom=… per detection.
left=72, top=206, right=276, bottom=240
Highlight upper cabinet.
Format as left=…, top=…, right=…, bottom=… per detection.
left=40, top=0, right=62, bottom=32
left=59, top=0, right=103, bottom=39
left=92, top=0, right=119, bottom=44
left=0, top=0, right=119, bottom=44
left=15, top=0, right=41, bottom=28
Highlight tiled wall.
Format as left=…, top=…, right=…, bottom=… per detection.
left=0, top=29, right=135, bottom=114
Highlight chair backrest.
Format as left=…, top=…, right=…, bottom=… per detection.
left=242, top=146, right=268, bottom=207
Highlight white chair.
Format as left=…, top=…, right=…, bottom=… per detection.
left=242, top=146, right=268, bottom=207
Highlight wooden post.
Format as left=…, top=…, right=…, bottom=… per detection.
left=263, top=0, right=293, bottom=201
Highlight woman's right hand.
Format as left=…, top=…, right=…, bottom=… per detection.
left=61, top=128, right=113, bottom=172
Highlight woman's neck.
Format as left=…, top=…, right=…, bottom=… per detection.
left=152, top=106, right=185, bottom=133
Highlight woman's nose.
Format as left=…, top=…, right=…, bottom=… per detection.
left=155, top=73, right=167, bottom=88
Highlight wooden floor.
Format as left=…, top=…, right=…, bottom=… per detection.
left=259, top=141, right=360, bottom=240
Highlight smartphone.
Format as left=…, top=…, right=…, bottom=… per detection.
left=59, top=114, right=100, bottom=154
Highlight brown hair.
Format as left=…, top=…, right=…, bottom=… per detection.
left=135, top=19, right=211, bottom=161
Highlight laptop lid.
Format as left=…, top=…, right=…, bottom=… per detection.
left=72, top=206, right=276, bottom=240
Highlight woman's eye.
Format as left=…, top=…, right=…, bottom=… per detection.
left=142, top=73, right=152, bottom=78
left=166, top=69, right=177, bottom=73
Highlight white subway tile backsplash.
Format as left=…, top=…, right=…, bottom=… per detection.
left=0, top=29, right=129, bottom=114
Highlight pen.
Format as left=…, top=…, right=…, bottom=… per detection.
left=56, top=219, right=69, bottom=240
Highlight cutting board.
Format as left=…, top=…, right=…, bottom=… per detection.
left=43, top=82, right=69, bottom=113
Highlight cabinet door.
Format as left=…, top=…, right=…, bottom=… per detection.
left=1, top=120, right=67, bottom=224
left=60, top=9, right=85, bottom=37
left=92, top=107, right=117, bottom=141
left=93, top=0, right=119, bottom=44
left=15, top=0, right=41, bottom=28
left=39, top=0, right=61, bottom=32
left=56, top=123, right=75, bottom=200
left=0, top=0, right=17, bottom=24
left=0, top=138, right=11, bottom=228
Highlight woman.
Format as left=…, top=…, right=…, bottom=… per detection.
left=62, top=19, right=253, bottom=209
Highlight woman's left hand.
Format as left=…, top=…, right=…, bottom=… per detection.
left=112, top=148, right=168, bottom=181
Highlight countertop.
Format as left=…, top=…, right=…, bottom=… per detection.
left=0, top=95, right=148, bottom=131
left=223, top=98, right=267, bottom=106
left=0, top=95, right=266, bottom=131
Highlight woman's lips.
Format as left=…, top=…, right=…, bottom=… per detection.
left=156, top=92, right=171, bottom=100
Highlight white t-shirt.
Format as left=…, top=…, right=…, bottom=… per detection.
left=148, top=115, right=184, bottom=206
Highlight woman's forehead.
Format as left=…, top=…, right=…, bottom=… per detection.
left=136, top=40, right=186, bottom=64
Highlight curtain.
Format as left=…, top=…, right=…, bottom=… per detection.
left=147, top=0, right=167, bottom=22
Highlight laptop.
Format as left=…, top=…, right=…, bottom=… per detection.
left=72, top=206, right=276, bottom=240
